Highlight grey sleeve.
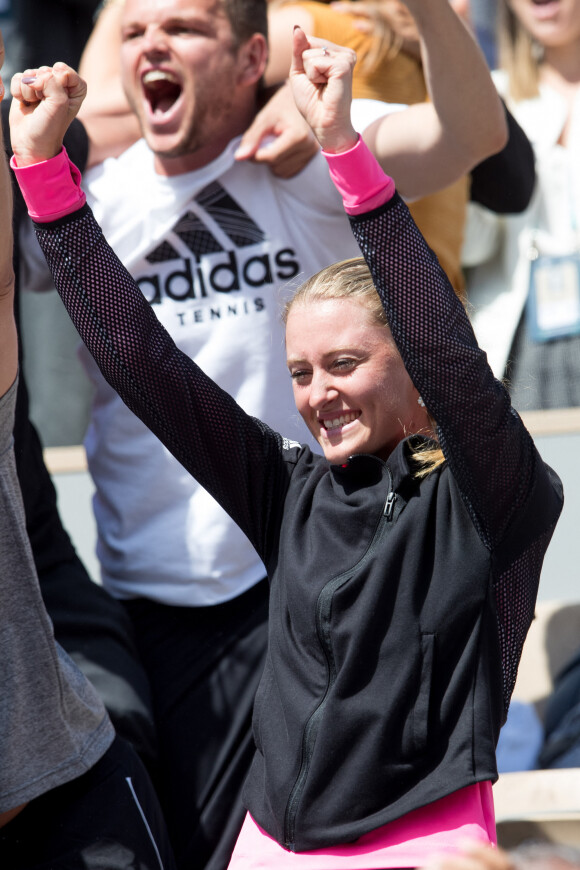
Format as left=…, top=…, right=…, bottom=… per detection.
left=0, top=378, right=114, bottom=813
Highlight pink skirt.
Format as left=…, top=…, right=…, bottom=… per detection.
left=228, top=782, right=496, bottom=870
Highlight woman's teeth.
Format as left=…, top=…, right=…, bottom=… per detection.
left=323, top=412, right=358, bottom=429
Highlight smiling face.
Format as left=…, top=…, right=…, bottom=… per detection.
left=286, top=298, right=429, bottom=465
left=507, top=0, right=580, bottom=48
left=120, top=0, right=266, bottom=175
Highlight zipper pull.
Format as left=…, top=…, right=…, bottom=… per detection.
left=384, top=491, right=396, bottom=520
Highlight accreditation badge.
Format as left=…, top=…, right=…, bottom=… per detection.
left=526, top=241, right=580, bottom=343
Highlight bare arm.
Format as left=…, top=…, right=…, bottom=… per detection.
left=363, top=0, right=507, bottom=199
left=78, top=0, right=140, bottom=167
left=0, top=32, right=16, bottom=398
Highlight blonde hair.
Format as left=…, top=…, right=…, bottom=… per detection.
left=498, top=0, right=542, bottom=101
left=284, top=258, right=445, bottom=479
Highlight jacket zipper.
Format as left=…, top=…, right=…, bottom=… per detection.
left=283, top=465, right=397, bottom=850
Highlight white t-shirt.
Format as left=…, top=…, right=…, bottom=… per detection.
left=83, top=101, right=398, bottom=606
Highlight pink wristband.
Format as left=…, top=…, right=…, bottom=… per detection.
left=10, top=147, right=86, bottom=222
left=322, top=136, right=395, bottom=216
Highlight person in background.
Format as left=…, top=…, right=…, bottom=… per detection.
left=7, top=24, right=562, bottom=867
left=463, top=0, right=580, bottom=411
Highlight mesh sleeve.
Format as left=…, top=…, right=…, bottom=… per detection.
left=33, top=206, right=289, bottom=562
left=494, top=526, right=559, bottom=708
left=349, top=194, right=562, bottom=710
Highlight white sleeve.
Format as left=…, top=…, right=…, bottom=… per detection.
left=461, top=202, right=503, bottom=268
left=350, top=98, right=407, bottom=135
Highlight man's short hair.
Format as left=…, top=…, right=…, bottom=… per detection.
left=223, top=0, right=268, bottom=45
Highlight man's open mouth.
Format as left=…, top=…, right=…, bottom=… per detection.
left=142, top=70, right=183, bottom=116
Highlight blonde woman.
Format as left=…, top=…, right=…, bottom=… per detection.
left=9, top=28, right=562, bottom=868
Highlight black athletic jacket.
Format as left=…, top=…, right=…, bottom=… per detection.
left=31, top=189, right=562, bottom=852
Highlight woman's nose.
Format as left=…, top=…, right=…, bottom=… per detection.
left=309, top=372, right=338, bottom=408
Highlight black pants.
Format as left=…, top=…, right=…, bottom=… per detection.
left=0, top=737, right=176, bottom=869
left=40, top=557, right=158, bottom=772
left=124, top=579, right=269, bottom=870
